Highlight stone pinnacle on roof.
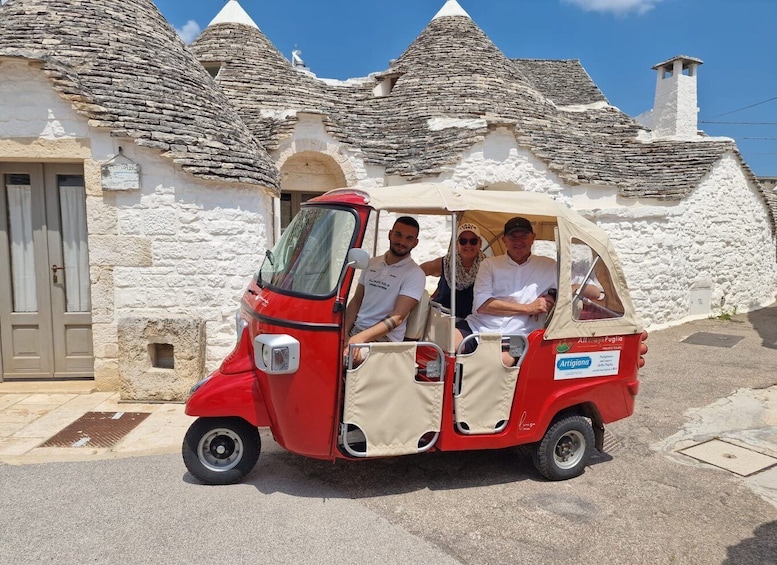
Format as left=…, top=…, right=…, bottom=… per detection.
left=208, top=0, right=259, bottom=29
left=433, top=0, right=472, bottom=20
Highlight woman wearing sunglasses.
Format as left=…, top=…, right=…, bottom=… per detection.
left=421, top=223, right=485, bottom=318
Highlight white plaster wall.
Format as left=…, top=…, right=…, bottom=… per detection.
left=344, top=126, right=777, bottom=331
left=91, top=139, right=273, bottom=371
left=0, top=61, right=274, bottom=376
left=0, top=59, right=90, bottom=139
left=586, top=156, right=777, bottom=329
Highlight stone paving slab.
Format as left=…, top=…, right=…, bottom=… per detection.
left=679, top=439, right=777, bottom=476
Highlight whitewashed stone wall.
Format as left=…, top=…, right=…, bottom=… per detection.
left=88, top=138, right=273, bottom=376
left=0, top=60, right=273, bottom=391
left=0, top=59, right=90, bottom=139
left=586, top=156, right=777, bottom=328
left=285, top=122, right=777, bottom=331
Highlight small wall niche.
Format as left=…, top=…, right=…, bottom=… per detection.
left=118, top=317, right=206, bottom=401
left=150, top=343, right=175, bottom=369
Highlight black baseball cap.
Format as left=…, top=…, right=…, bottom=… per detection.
left=504, top=216, right=533, bottom=236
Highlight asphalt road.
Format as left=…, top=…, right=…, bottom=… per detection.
left=3, top=308, right=777, bottom=565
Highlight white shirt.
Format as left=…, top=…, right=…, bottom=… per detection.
left=355, top=253, right=426, bottom=341
left=466, top=254, right=557, bottom=335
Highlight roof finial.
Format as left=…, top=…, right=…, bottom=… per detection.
left=208, top=0, right=260, bottom=29
left=432, top=0, right=471, bottom=20
left=292, top=47, right=306, bottom=68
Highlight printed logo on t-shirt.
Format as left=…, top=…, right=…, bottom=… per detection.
left=368, top=279, right=390, bottom=291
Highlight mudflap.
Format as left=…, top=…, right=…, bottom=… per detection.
left=185, top=370, right=271, bottom=428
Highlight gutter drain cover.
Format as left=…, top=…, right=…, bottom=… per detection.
left=41, top=411, right=150, bottom=448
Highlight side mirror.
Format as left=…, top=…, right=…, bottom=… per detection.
left=347, top=248, right=370, bottom=270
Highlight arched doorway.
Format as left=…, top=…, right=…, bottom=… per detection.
left=279, top=152, right=347, bottom=231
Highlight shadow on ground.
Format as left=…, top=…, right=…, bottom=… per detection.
left=747, top=304, right=777, bottom=350
left=182, top=441, right=617, bottom=500
left=723, top=520, right=777, bottom=564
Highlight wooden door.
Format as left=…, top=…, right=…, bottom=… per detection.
left=0, top=163, right=93, bottom=380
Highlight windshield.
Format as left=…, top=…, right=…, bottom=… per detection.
left=259, top=206, right=357, bottom=297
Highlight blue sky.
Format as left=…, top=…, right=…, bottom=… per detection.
left=155, top=0, right=777, bottom=177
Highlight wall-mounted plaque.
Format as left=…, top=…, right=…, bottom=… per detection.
left=101, top=151, right=141, bottom=191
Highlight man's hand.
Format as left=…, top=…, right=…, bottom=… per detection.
left=527, top=294, right=555, bottom=316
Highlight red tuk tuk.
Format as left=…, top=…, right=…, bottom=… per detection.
left=182, top=185, right=647, bottom=484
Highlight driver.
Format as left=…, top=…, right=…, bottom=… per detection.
left=344, top=216, right=426, bottom=361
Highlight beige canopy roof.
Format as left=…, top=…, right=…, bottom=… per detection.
left=330, top=184, right=643, bottom=339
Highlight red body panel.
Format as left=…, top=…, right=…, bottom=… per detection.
left=185, top=371, right=271, bottom=428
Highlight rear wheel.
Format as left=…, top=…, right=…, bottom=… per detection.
left=182, top=417, right=260, bottom=485
left=532, top=415, right=594, bottom=481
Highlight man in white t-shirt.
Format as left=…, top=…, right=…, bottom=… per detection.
left=344, top=216, right=426, bottom=358
left=455, top=216, right=557, bottom=366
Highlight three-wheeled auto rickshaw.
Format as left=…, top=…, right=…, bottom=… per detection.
left=182, top=184, right=647, bottom=484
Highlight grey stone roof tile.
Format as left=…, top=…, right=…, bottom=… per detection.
left=0, top=0, right=279, bottom=192
left=511, top=59, right=608, bottom=106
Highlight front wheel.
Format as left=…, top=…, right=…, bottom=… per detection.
left=532, top=415, right=594, bottom=481
left=182, top=417, right=261, bottom=485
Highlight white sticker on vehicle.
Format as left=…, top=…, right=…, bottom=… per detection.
left=554, top=351, right=621, bottom=380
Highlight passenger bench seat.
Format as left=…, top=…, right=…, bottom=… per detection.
left=403, top=290, right=430, bottom=341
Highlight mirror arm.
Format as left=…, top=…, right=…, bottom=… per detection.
left=333, top=260, right=357, bottom=313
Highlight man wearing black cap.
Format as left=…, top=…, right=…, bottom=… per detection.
left=455, top=216, right=557, bottom=366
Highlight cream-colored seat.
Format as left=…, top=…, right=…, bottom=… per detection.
left=453, top=333, right=524, bottom=435
left=343, top=341, right=444, bottom=456
left=425, top=302, right=455, bottom=353
left=403, top=290, right=430, bottom=341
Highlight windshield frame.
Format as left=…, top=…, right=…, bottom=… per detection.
left=258, top=204, right=361, bottom=300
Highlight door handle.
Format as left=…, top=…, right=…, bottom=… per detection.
left=51, top=264, right=65, bottom=283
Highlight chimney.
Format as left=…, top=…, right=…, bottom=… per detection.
left=648, top=55, right=703, bottom=139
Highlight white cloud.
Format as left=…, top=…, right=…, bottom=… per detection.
left=175, top=20, right=202, bottom=44
left=562, top=0, right=664, bottom=15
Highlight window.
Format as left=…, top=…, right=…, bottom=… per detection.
left=280, top=192, right=321, bottom=232
left=203, top=62, right=223, bottom=79
left=570, top=238, right=624, bottom=321
left=260, top=206, right=357, bottom=297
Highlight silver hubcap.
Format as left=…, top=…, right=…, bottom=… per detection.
left=553, top=430, right=586, bottom=470
left=198, top=427, right=243, bottom=472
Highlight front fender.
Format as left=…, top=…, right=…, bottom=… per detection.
left=185, top=370, right=270, bottom=428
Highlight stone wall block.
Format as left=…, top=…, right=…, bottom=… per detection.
left=118, top=316, right=206, bottom=402
left=90, top=235, right=152, bottom=266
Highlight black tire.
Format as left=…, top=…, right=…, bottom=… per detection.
left=532, top=415, right=594, bottom=481
left=182, top=417, right=260, bottom=485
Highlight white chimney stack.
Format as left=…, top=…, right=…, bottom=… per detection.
left=647, top=55, right=703, bottom=140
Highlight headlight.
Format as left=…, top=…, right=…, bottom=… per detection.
left=188, top=375, right=213, bottom=396
left=254, top=334, right=300, bottom=375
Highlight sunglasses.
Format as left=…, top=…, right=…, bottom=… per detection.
left=458, top=237, right=480, bottom=246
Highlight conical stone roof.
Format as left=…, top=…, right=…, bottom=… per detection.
left=189, top=17, right=338, bottom=151
left=0, top=0, right=279, bottom=192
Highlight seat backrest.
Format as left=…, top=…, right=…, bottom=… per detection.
left=403, top=290, right=430, bottom=341
left=426, top=304, right=455, bottom=352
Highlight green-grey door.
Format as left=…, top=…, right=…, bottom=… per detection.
left=0, top=163, right=93, bottom=380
